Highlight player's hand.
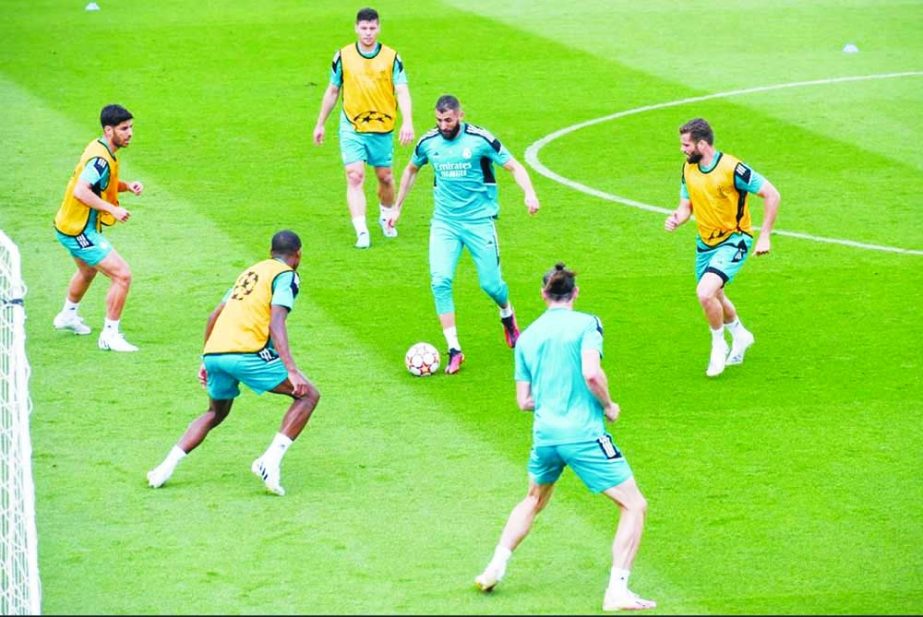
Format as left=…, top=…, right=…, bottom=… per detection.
left=664, top=212, right=680, bottom=231
left=754, top=235, right=771, bottom=256
left=289, top=370, right=310, bottom=398
left=112, top=206, right=131, bottom=222
left=398, top=123, right=415, bottom=146
left=313, top=125, right=325, bottom=145
left=604, top=402, right=621, bottom=422
left=525, top=194, right=540, bottom=215
left=127, top=181, right=143, bottom=195
left=197, top=363, right=208, bottom=388
left=384, top=207, right=402, bottom=229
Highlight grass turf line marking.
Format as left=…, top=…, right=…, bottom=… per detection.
left=525, top=71, right=923, bottom=256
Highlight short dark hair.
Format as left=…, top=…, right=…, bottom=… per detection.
left=100, top=104, right=132, bottom=128
left=680, top=118, right=713, bottom=145
left=271, top=230, right=302, bottom=256
left=356, top=7, right=379, bottom=22
left=542, top=262, right=577, bottom=302
left=435, top=94, right=461, bottom=113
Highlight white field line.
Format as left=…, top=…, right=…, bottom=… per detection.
left=525, top=71, right=923, bottom=256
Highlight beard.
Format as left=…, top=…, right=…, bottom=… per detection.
left=440, top=124, right=461, bottom=140
left=686, top=151, right=702, bottom=164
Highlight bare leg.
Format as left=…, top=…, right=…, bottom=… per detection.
left=475, top=480, right=555, bottom=591
left=177, top=398, right=233, bottom=453
left=697, top=272, right=730, bottom=376
left=147, top=398, right=233, bottom=488
left=345, top=162, right=367, bottom=222
left=717, top=287, right=739, bottom=324
left=93, top=249, right=132, bottom=321
left=601, top=477, right=655, bottom=610
left=602, top=477, right=648, bottom=570
left=696, top=272, right=725, bottom=330
left=498, top=480, right=556, bottom=551
left=250, top=375, right=322, bottom=496
left=66, top=257, right=99, bottom=303
left=374, top=166, right=395, bottom=207
left=271, top=376, right=321, bottom=440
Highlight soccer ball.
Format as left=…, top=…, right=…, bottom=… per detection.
left=405, top=342, right=441, bottom=376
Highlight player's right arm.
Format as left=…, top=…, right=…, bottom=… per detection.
left=198, top=301, right=226, bottom=387
left=665, top=198, right=692, bottom=232
left=313, top=50, right=344, bottom=145
left=516, top=380, right=535, bottom=411
left=313, top=84, right=341, bottom=145
left=73, top=159, right=131, bottom=222
left=665, top=171, right=693, bottom=231
left=582, top=348, right=620, bottom=422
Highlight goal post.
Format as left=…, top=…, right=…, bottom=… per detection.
left=0, top=230, right=41, bottom=615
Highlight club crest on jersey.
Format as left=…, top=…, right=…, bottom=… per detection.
left=462, top=148, right=472, bottom=159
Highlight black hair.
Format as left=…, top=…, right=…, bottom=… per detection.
left=435, top=94, right=461, bottom=113
left=680, top=118, right=713, bottom=145
left=356, top=7, right=379, bottom=22
left=271, top=230, right=302, bottom=256
left=542, top=262, right=577, bottom=302
left=100, top=104, right=132, bottom=128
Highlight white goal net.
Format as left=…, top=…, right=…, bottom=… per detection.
left=0, top=230, right=41, bottom=615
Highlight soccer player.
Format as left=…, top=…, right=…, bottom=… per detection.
left=387, top=94, right=540, bottom=374
left=474, top=263, right=655, bottom=612
left=52, top=104, right=144, bottom=352
left=665, top=118, right=781, bottom=377
left=313, top=6, right=414, bottom=249
left=146, top=231, right=320, bottom=496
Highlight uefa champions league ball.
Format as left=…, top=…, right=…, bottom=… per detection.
left=405, top=342, right=440, bottom=376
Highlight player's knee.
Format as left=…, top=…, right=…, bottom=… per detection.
left=376, top=169, right=394, bottom=186
left=302, top=383, right=320, bottom=406
left=628, top=492, right=648, bottom=517
left=431, top=274, right=453, bottom=296
left=346, top=167, right=365, bottom=187
left=696, top=286, right=716, bottom=306
left=112, top=266, right=132, bottom=288
left=479, top=278, right=506, bottom=301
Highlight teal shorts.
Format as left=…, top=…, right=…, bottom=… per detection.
left=55, top=228, right=113, bottom=267
left=203, top=353, right=288, bottom=401
left=339, top=126, right=394, bottom=167
left=695, top=232, right=753, bottom=285
left=528, top=434, right=633, bottom=493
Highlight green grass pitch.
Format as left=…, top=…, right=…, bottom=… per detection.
left=0, top=0, right=921, bottom=613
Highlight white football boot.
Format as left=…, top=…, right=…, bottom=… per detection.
left=53, top=311, right=92, bottom=335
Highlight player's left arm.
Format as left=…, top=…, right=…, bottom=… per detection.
left=754, top=180, right=781, bottom=256
left=392, top=54, right=414, bottom=145
left=394, top=83, right=414, bottom=146
left=515, top=380, right=535, bottom=411
left=502, top=157, right=540, bottom=215
left=268, top=306, right=309, bottom=398
left=118, top=179, right=143, bottom=195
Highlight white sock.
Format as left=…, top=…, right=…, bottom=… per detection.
left=711, top=326, right=725, bottom=345
left=261, top=432, right=293, bottom=468
left=443, top=327, right=460, bottom=351
left=489, top=544, right=512, bottom=572
left=160, top=445, right=186, bottom=472
left=62, top=299, right=79, bottom=313
left=104, top=318, right=120, bottom=332
left=352, top=216, right=369, bottom=236
left=608, top=567, right=630, bottom=593
left=725, top=317, right=746, bottom=337
left=499, top=304, right=513, bottom=319
left=379, top=204, right=394, bottom=219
